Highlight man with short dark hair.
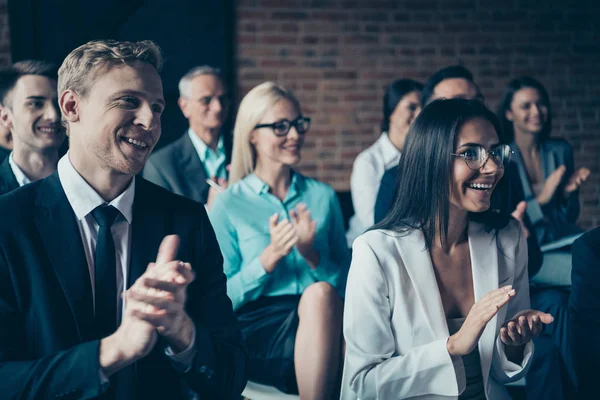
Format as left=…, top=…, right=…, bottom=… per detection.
left=0, top=40, right=246, bottom=399
left=143, top=66, right=231, bottom=209
left=420, top=64, right=484, bottom=106
left=0, top=60, right=64, bottom=195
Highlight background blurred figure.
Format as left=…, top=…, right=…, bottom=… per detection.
left=342, top=99, right=550, bottom=400
left=498, top=76, right=589, bottom=249
left=0, top=61, right=64, bottom=195
left=346, top=78, right=422, bottom=247
left=569, top=226, right=600, bottom=399
left=210, top=82, right=349, bottom=400
left=143, top=66, right=231, bottom=209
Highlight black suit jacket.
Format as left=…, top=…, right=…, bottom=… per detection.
left=374, top=161, right=543, bottom=276
left=142, top=132, right=231, bottom=204
left=0, top=173, right=246, bottom=399
left=0, top=146, right=10, bottom=163
left=0, top=156, right=19, bottom=196
left=569, top=226, right=600, bottom=397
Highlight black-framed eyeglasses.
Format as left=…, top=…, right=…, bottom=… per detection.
left=254, top=116, right=311, bottom=137
left=452, top=144, right=513, bottom=171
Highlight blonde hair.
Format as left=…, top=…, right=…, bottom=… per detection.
left=229, top=81, right=301, bottom=184
left=57, top=39, right=163, bottom=97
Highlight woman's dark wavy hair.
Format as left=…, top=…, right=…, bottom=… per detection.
left=497, top=76, right=552, bottom=144
left=372, top=98, right=511, bottom=249
left=380, top=79, right=423, bottom=132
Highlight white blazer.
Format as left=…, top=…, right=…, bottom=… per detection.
left=341, top=220, right=534, bottom=400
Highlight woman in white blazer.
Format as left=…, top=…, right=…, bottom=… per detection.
left=342, top=99, right=554, bottom=400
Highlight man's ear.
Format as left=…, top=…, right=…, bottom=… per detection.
left=178, top=97, right=188, bottom=118
left=0, top=106, right=12, bottom=130
left=60, top=90, right=80, bottom=123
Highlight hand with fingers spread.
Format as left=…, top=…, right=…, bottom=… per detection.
left=260, top=214, right=298, bottom=273
left=446, top=286, right=516, bottom=356
left=290, top=203, right=320, bottom=267
left=564, top=167, right=590, bottom=194
left=125, top=235, right=196, bottom=353
left=536, top=165, right=566, bottom=206
left=500, top=309, right=554, bottom=347
left=511, top=201, right=530, bottom=238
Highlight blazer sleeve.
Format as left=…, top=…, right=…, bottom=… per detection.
left=555, top=141, right=580, bottom=224
left=181, top=204, right=248, bottom=398
left=374, top=167, right=397, bottom=224
left=308, top=187, right=351, bottom=295
left=0, top=250, right=106, bottom=399
left=343, top=237, right=463, bottom=399
left=208, top=196, right=270, bottom=310
left=490, top=224, right=534, bottom=383
left=350, top=153, right=379, bottom=235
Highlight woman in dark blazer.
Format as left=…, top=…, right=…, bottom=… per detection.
left=498, top=77, right=590, bottom=286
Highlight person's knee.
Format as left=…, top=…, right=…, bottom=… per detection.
left=299, top=282, right=342, bottom=318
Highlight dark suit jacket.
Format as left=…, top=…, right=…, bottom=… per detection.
left=569, top=226, right=600, bottom=397
left=143, top=132, right=231, bottom=204
left=374, top=161, right=543, bottom=277
left=0, top=173, right=247, bottom=399
left=0, top=146, right=10, bottom=163
left=510, top=138, right=581, bottom=244
left=0, top=156, right=19, bottom=196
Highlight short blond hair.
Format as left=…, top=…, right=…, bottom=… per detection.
left=229, top=81, right=301, bottom=184
left=58, top=39, right=163, bottom=97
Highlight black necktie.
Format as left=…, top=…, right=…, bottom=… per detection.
left=91, top=204, right=121, bottom=339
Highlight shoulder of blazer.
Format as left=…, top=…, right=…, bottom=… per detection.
left=0, top=178, right=45, bottom=230
left=148, top=133, right=193, bottom=163
left=136, top=177, right=203, bottom=215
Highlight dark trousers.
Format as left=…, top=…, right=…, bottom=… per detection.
left=526, top=288, right=575, bottom=399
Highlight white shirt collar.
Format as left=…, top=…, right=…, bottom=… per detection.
left=8, top=152, right=32, bottom=187
left=57, top=152, right=135, bottom=223
left=378, top=132, right=402, bottom=165
left=187, top=128, right=224, bottom=162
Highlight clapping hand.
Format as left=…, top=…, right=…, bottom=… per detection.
left=511, top=201, right=530, bottom=238
left=536, top=165, right=566, bottom=206
left=564, top=167, right=590, bottom=194
left=290, top=203, right=320, bottom=268
left=260, top=214, right=298, bottom=273
left=126, top=235, right=196, bottom=352
left=500, top=309, right=554, bottom=347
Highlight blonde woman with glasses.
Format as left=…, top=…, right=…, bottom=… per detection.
left=209, top=82, right=349, bottom=399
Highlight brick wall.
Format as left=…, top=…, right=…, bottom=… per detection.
left=0, top=0, right=9, bottom=67
left=236, top=0, right=600, bottom=229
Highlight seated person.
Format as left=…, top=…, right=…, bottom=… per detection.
left=346, top=79, right=422, bottom=247
left=498, top=77, right=588, bottom=289
left=209, top=82, right=349, bottom=399
left=342, top=98, right=552, bottom=400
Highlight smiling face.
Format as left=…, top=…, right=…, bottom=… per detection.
left=1, top=75, right=64, bottom=153
left=65, top=62, right=164, bottom=177
left=450, top=117, right=504, bottom=213
left=179, top=74, right=228, bottom=134
left=505, top=87, right=549, bottom=137
left=250, top=98, right=304, bottom=169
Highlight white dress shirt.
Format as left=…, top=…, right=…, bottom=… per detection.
left=57, top=154, right=196, bottom=373
left=8, top=152, right=32, bottom=187
left=346, top=133, right=401, bottom=247
left=341, top=220, right=534, bottom=400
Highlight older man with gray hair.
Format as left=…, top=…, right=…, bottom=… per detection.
left=143, top=66, right=231, bottom=209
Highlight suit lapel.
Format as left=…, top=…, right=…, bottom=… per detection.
left=34, top=172, right=94, bottom=341
left=395, top=229, right=449, bottom=337
left=0, top=157, right=19, bottom=195
left=468, top=221, right=499, bottom=391
left=128, top=179, right=167, bottom=288
left=178, top=134, right=208, bottom=203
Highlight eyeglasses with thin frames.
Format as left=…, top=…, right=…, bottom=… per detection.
left=451, top=144, right=513, bottom=171
left=254, top=116, right=311, bottom=137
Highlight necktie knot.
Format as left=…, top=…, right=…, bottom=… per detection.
left=92, top=205, right=120, bottom=228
